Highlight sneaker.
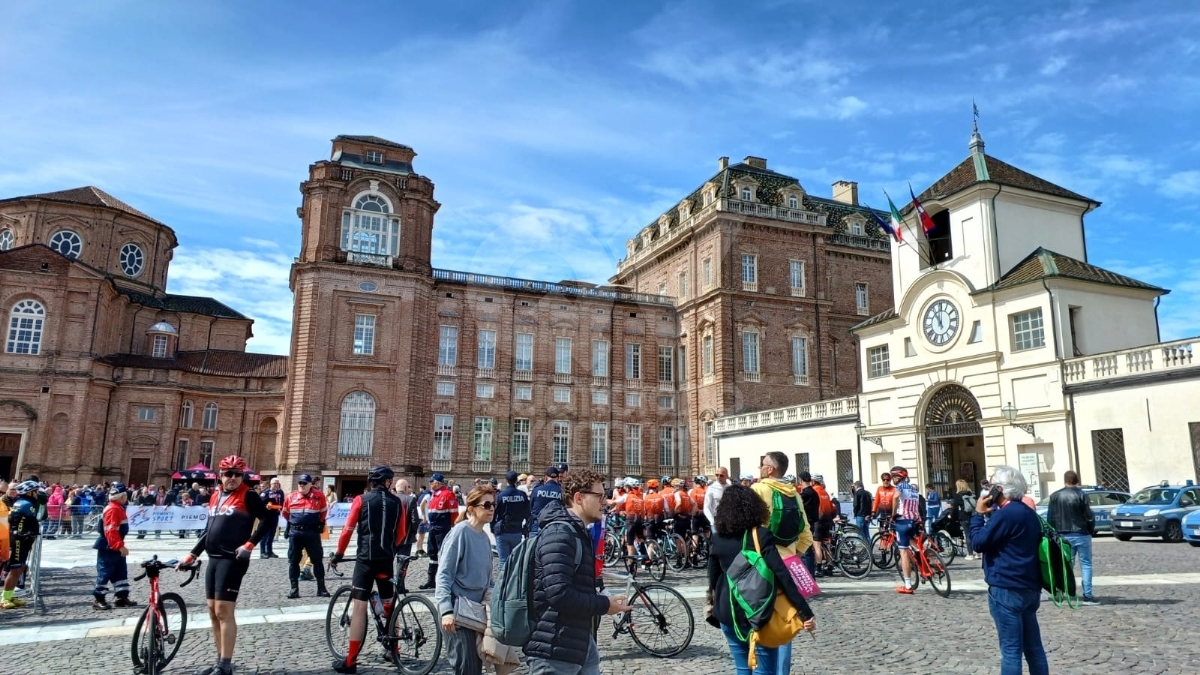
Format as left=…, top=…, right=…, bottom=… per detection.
left=12, top=588, right=29, bottom=597
left=332, top=659, right=358, bottom=674
left=192, top=667, right=218, bottom=675
left=93, top=599, right=113, bottom=611
left=114, top=597, right=139, bottom=608
left=287, top=589, right=301, bottom=599
left=2, top=598, right=27, bottom=609
left=317, top=589, right=331, bottom=598
left=1080, top=596, right=1101, bottom=606
left=896, top=585, right=914, bottom=595
left=417, top=581, right=435, bottom=590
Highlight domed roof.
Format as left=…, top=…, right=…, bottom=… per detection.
left=147, top=321, right=177, bottom=334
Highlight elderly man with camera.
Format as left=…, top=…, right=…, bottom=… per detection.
left=968, top=465, right=1049, bottom=675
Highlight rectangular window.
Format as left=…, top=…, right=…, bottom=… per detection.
left=353, top=314, right=375, bottom=355
left=475, top=383, right=495, bottom=398
left=472, top=417, right=493, bottom=461
left=511, top=419, right=530, bottom=463
left=592, top=340, right=609, bottom=377
left=792, top=336, right=808, bottom=383
left=433, top=415, right=453, bottom=460
left=659, top=426, right=674, bottom=467
left=625, top=344, right=641, bottom=379
left=658, top=346, right=674, bottom=382
left=5, top=307, right=44, bottom=355
left=1011, top=309, right=1046, bottom=352
left=703, top=335, right=714, bottom=375
left=477, top=329, right=496, bottom=368
left=625, top=424, right=642, bottom=466
left=555, top=338, right=572, bottom=374
left=704, top=421, right=715, bottom=465
left=679, top=345, right=686, bottom=379
left=553, top=421, right=570, bottom=464
left=904, top=337, right=917, bottom=357
left=515, top=332, right=533, bottom=371
left=201, top=404, right=218, bottom=430
left=795, top=452, right=810, bottom=475
left=365, top=149, right=384, bottom=164
left=703, top=258, right=713, bottom=288
left=152, top=334, right=169, bottom=358
left=678, top=271, right=688, bottom=300
left=180, top=402, right=193, bottom=429
left=741, top=254, right=757, bottom=287
left=743, top=331, right=760, bottom=373
left=138, top=407, right=157, bottom=421
left=790, top=260, right=806, bottom=296
left=855, top=283, right=869, bottom=315
left=658, top=395, right=674, bottom=409
left=514, top=385, right=532, bottom=401
left=175, top=439, right=189, bottom=472
left=199, top=440, right=214, bottom=468
left=868, top=345, right=891, bottom=378
left=438, top=326, right=458, bottom=366
left=436, top=381, right=456, bottom=396
left=969, top=320, right=983, bottom=344
left=591, top=422, right=609, bottom=466
left=553, top=388, right=570, bottom=403
left=592, top=390, right=609, bottom=405
left=626, top=392, right=641, bottom=407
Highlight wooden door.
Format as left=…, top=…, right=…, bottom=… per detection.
left=0, top=433, right=19, bottom=481
left=129, top=458, right=151, bottom=488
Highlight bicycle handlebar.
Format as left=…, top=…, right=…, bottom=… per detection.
left=132, top=554, right=201, bottom=585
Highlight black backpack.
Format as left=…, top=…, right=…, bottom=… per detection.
left=769, top=491, right=806, bottom=546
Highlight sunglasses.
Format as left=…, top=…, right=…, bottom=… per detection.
left=474, top=502, right=496, bottom=510
left=298, top=481, right=310, bottom=486
left=223, top=471, right=244, bottom=478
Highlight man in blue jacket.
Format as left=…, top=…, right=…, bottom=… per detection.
left=492, top=470, right=530, bottom=569
left=969, top=465, right=1049, bottom=675
left=528, top=466, right=562, bottom=536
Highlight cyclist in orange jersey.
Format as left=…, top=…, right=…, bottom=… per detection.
left=623, top=481, right=647, bottom=559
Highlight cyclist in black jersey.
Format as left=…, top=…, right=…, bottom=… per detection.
left=329, top=465, right=407, bottom=674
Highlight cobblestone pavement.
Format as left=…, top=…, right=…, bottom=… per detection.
left=6, top=537, right=1200, bottom=673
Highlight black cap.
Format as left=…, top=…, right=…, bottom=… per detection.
left=505, top=470, right=519, bottom=483
left=545, top=466, right=560, bottom=478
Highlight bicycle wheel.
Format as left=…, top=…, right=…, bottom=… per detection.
left=647, top=544, right=667, bottom=582
left=835, top=535, right=873, bottom=579
left=325, top=586, right=355, bottom=661
left=604, top=533, right=622, bottom=568
left=925, top=549, right=952, bottom=598
left=667, top=534, right=688, bottom=571
left=628, top=583, right=694, bottom=657
left=131, top=592, right=187, bottom=674
left=933, top=531, right=957, bottom=565
left=871, top=532, right=895, bottom=569
left=388, top=593, right=443, bottom=675
left=893, top=549, right=919, bottom=589
left=691, top=536, right=710, bottom=567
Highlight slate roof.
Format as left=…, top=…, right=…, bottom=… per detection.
left=979, top=247, right=1166, bottom=294
left=911, top=154, right=1096, bottom=207
left=118, top=288, right=249, bottom=320
left=100, top=350, right=288, bottom=379
left=0, top=186, right=166, bottom=225
left=851, top=308, right=898, bottom=332
left=334, top=135, right=414, bottom=151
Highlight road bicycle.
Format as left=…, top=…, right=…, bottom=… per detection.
left=325, top=555, right=442, bottom=675
left=814, top=520, right=873, bottom=579
left=894, top=528, right=952, bottom=597
left=608, top=556, right=694, bottom=657
left=130, top=556, right=201, bottom=675
left=929, top=513, right=969, bottom=564
left=656, top=520, right=689, bottom=572
left=870, top=518, right=898, bottom=570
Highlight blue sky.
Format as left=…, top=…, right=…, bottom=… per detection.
left=2, top=1, right=1198, bottom=354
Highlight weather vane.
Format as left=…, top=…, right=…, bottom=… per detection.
left=972, top=99, right=980, bottom=131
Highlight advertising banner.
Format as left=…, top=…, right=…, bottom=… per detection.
left=126, top=505, right=211, bottom=531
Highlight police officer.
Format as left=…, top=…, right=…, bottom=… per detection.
left=528, top=465, right=563, bottom=535
left=281, top=473, right=330, bottom=598
left=492, top=470, right=530, bottom=568
left=92, top=483, right=136, bottom=610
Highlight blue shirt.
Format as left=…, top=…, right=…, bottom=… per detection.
left=968, top=500, right=1042, bottom=591
left=529, top=480, right=562, bottom=533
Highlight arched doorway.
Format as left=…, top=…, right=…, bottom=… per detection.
left=923, top=384, right=985, bottom=498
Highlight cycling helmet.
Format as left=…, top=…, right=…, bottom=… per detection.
left=368, top=465, right=395, bottom=484
left=661, top=475, right=671, bottom=483
left=671, top=478, right=684, bottom=488
left=647, top=479, right=660, bottom=489
left=694, top=475, right=708, bottom=485
left=890, top=465, right=909, bottom=482
left=783, top=474, right=796, bottom=484
left=109, top=482, right=128, bottom=495
left=14, top=480, right=39, bottom=494
left=218, top=455, right=247, bottom=472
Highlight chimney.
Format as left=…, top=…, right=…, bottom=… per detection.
left=832, top=180, right=859, bottom=205
left=718, top=156, right=729, bottom=171
left=744, top=156, right=768, bottom=170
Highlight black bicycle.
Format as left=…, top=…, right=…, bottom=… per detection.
left=609, top=556, right=694, bottom=657
left=130, top=556, right=201, bottom=675
left=325, top=555, right=442, bottom=675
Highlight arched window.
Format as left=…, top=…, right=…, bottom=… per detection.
left=201, top=402, right=219, bottom=430
left=339, top=391, right=375, bottom=457
left=0, top=229, right=13, bottom=251
left=740, top=186, right=752, bottom=201
left=788, top=195, right=799, bottom=209
left=5, top=299, right=45, bottom=354
left=341, top=193, right=400, bottom=260
left=48, top=230, right=83, bottom=259
left=180, top=400, right=194, bottom=428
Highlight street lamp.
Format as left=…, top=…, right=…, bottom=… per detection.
left=1001, top=402, right=1035, bottom=436
left=854, top=421, right=882, bottom=446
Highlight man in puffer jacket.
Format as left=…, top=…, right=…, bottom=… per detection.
left=525, top=470, right=631, bottom=674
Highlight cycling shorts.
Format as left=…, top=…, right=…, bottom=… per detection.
left=813, top=520, right=833, bottom=542
left=205, top=557, right=250, bottom=602
left=624, top=521, right=645, bottom=545
left=691, top=514, right=711, bottom=533
left=672, top=515, right=692, bottom=537
left=893, top=519, right=916, bottom=550
left=6, top=536, right=33, bottom=571
left=351, top=558, right=394, bottom=601
left=647, top=517, right=666, bottom=539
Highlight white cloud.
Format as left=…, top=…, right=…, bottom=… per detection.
left=1160, top=171, right=1200, bottom=198
left=1039, top=56, right=1068, bottom=76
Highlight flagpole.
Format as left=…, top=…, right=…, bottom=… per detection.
left=906, top=183, right=938, bottom=268
left=881, top=189, right=932, bottom=268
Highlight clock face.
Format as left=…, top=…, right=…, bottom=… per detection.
left=922, top=299, right=961, bottom=346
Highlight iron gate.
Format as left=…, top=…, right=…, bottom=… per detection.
left=1091, top=428, right=1129, bottom=493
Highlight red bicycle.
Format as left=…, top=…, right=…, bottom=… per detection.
left=130, top=555, right=201, bottom=674
left=895, top=527, right=952, bottom=597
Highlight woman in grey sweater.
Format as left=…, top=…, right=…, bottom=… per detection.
left=435, top=486, right=496, bottom=675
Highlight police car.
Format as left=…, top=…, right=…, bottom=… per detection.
left=1035, top=486, right=1130, bottom=534
left=1181, top=510, right=1200, bottom=547
left=1111, top=481, right=1200, bottom=543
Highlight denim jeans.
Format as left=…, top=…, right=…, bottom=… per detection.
left=720, top=623, right=778, bottom=675
left=987, top=586, right=1049, bottom=675
left=495, top=532, right=524, bottom=570
left=1061, top=533, right=1093, bottom=598
left=855, top=516, right=869, bottom=541
left=526, top=636, right=601, bottom=675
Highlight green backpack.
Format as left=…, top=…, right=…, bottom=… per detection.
left=1036, top=515, right=1078, bottom=609
left=489, top=521, right=582, bottom=646
left=726, top=530, right=777, bottom=642
left=768, top=490, right=806, bottom=546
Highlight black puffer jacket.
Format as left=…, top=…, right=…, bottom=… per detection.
left=524, top=500, right=609, bottom=665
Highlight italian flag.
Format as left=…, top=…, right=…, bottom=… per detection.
left=885, top=192, right=905, bottom=242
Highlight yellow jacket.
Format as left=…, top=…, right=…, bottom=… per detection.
left=752, top=478, right=812, bottom=559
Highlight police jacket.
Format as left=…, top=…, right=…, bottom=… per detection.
left=493, top=485, right=530, bottom=535
left=1048, top=486, right=1095, bottom=536
left=529, top=480, right=562, bottom=533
